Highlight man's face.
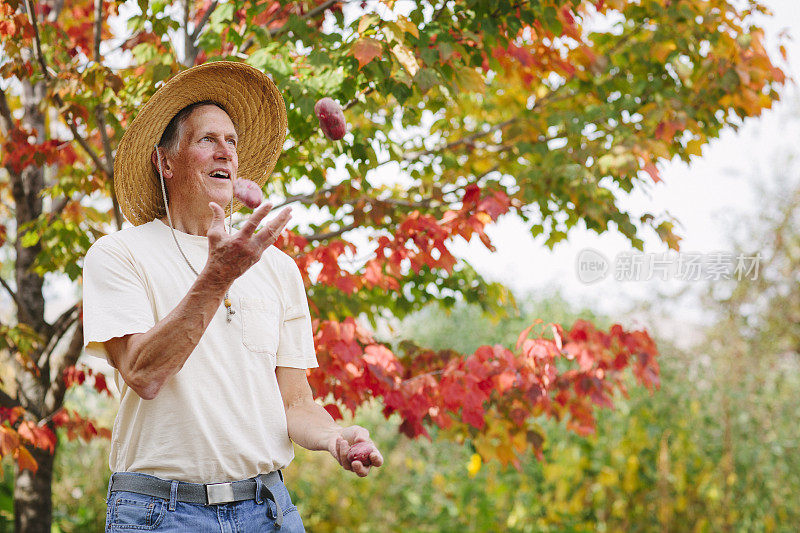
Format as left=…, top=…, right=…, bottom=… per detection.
left=167, top=104, right=239, bottom=212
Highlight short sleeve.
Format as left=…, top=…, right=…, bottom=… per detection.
left=276, top=255, right=318, bottom=369
left=82, top=236, right=155, bottom=361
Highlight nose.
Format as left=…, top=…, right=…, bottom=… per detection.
left=214, top=141, right=235, bottom=160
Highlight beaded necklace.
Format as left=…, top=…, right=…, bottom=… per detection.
left=155, top=145, right=235, bottom=323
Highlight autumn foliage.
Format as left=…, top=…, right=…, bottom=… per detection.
left=0, top=2, right=788, bottom=529
left=0, top=363, right=111, bottom=474
left=308, top=316, right=659, bottom=466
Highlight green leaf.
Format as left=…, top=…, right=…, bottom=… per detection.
left=419, top=47, right=437, bottom=67
left=131, top=43, right=158, bottom=63
left=151, top=63, right=171, bottom=84
left=438, top=42, right=455, bottom=63
left=21, top=231, right=39, bottom=248
left=210, top=2, right=235, bottom=28
left=413, top=68, right=440, bottom=95
left=247, top=48, right=292, bottom=78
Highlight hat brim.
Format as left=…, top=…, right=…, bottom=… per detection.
left=114, top=61, right=288, bottom=226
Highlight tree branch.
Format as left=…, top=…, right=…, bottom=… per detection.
left=0, top=276, right=22, bottom=309
left=93, top=104, right=123, bottom=230
left=238, top=0, right=340, bottom=54
left=43, top=324, right=83, bottom=418
left=181, top=0, right=193, bottom=64
left=0, top=277, right=36, bottom=326
left=24, top=0, right=53, bottom=80
left=26, top=0, right=109, bottom=175
left=191, top=0, right=218, bottom=43
left=399, top=19, right=646, bottom=166
left=26, top=0, right=120, bottom=233
left=38, top=304, right=80, bottom=369
left=403, top=117, right=516, bottom=162
left=0, top=387, right=20, bottom=409
left=296, top=0, right=339, bottom=30
left=91, top=0, right=122, bottom=230
left=304, top=221, right=358, bottom=242
left=271, top=185, right=337, bottom=210
left=93, top=0, right=103, bottom=61
left=0, top=86, right=13, bottom=135
left=64, top=114, right=109, bottom=172
left=431, top=1, right=449, bottom=24
left=48, top=196, right=70, bottom=218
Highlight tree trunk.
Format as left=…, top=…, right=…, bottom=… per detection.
left=11, top=73, right=53, bottom=532
left=13, top=442, right=56, bottom=533
left=14, top=78, right=47, bottom=334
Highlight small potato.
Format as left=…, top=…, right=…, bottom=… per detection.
left=233, top=178, right=263, bottom=209
left=346, top=441, right=374, bottom=466
left=314, top=97, right=347, bottom=141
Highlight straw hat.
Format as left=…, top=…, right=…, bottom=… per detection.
left=114, top=61, right=288, bottom=226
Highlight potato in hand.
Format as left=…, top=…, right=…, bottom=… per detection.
left=346, top=441, right=375, bottom=466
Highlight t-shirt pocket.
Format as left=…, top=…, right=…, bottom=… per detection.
left=240, top=296, right=280, bottom=359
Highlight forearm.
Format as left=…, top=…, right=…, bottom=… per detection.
left=284, top=400, right=342, bottom=453
left=276, top=367, right=383, bottom=476
left=122, top=269, right=230, bottom=398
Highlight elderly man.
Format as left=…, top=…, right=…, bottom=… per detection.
left=82, top=62, right=382, bottom=532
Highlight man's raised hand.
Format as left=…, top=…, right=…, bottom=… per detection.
left=204, top=201, right=292, bottom=285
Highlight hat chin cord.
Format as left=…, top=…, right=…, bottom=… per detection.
left=155, top=144, right=236, bottom=323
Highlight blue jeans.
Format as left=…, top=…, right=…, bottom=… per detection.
left=105, top=472, right=305, bottom=532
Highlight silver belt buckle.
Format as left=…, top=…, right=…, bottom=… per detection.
left=206, top=482, right=235, bottom=505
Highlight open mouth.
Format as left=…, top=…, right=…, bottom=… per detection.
left=210, top=170, right=230, bottom=180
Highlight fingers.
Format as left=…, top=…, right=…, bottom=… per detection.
left=255, top=207, right=292, bottom=247
left=207, top=203, right=227, bottom=244
left=335, top=437, right=352, bottom=471
left=350, top=460, right=370, bottom=477
left=369, top=448, right=384, bottom=468
left=239, top=201, right=274, bottom=236
left=208, top=202, right=225, bottom=228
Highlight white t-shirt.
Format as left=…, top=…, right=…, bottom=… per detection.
left=82, top=218, right=318, bottom=483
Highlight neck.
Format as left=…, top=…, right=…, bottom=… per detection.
left=160, top=206, right=214, bottom=236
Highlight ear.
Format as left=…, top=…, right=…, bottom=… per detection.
left=151, top=147, right=174, bottom=179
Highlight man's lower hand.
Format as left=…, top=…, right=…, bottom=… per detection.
left=329, top=425, right=383, bottom=477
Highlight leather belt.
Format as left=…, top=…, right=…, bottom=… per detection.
left=109, top=470, right=282, bottom=506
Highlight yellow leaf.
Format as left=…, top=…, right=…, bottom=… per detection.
left=391, top=43, right=419, bottom=76
left=383, top=24, right=401, bottom=45
left=467, top=453, right=482, bottom=478
left=351, top=38, right=383, bottom=70
left=535, top=84, right=549, bottom=99
left=395, top=15, right=419, bottom=38
left=597, top=466, right=618, bottom=487
left=454, top=65, right=485, bottom=94
left=685, top=139, right=703, bottom=156
left=357, top=14, right=379, bottom=35
left=652, top=42, right=676, bottom=62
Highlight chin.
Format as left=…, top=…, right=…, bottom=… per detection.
left=208, top=190, right=233, bottom=207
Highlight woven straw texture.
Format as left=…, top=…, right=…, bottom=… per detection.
left=114, top=61, right=288, bottom=226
